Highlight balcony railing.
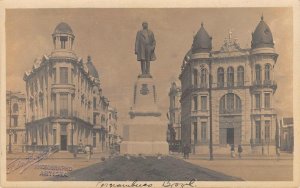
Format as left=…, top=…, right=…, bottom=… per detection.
left=192, top=83, right=208, bottom=89
left=219, top=108, right=242, bottom=114
left=191, top=109, right=209, bottom=116
left=252, top=80, right=277, bottom=87
left=251, top=108, right=275, bottom=115
left=215, top=81, right=245, bottom=89
left=250, top=80, right=277, bottom=91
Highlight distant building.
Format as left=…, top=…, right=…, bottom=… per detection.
left=180, top=16, right=278, bottom=154
left=6, top=91, right=26, bottom=152
left=23, top=22, right=111, bottom=152
left=168, top=82, right=182, bottom=142
left=95, top=96, right=109, bottom=151
left=107, top=106, right=118, bottom=147
left=279, top=117, right=293, bottom=152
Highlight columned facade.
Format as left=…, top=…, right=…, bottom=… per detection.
left=168, top=82, right=182, bottom=142
left=6, top=91, right=26, bottom=152
left=24, top=22, right=111, bottom=152
left=180, top=17, right=278, bottom=154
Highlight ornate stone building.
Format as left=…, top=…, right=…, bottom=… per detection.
left=107, top=106, right=118, bottom=147
left=23, top=22, right=111, bottom=151
left=6, top=91, right=26, bottom=152
left=168, top=82, right=182, bottom=142
left=180, top=16, right=278, bottom=154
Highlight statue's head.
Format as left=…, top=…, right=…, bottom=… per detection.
left=142, top=22, right=148, bottom=29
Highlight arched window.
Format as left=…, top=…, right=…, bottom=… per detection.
left=200, top=68, right=207, bottom=87
left=227, top=67, right=234, bottom=87
left=265, top=64, right=271, bottom=81
left=193, top=69, right=198, bottom=86
left=219, top=93, right=242, bottom=114
left=255, top=64, right=261, bottom=83
left=226, top=93, right=234, bottom=112
left=237, top=66, right=244, bottom=86
left=217, top=67, right=224, bottom=87
left=13, top=103, right=18, bottom=113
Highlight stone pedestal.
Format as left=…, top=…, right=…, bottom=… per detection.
left=120, top=76, right=169, bottom=155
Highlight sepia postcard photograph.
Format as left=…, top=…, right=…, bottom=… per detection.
left=0, top=0, right=299, bottom=187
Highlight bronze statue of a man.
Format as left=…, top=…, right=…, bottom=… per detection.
left=135, top=22, right=156, bottom=76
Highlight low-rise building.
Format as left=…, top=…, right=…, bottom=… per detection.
left=279, top=117, right=293, bottom=152
left=168, top=82, right=182, bottom=142
left=6, top=91, right=26, bottom=152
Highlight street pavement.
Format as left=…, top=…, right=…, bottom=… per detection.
left=171, top=152, right=293, bottom=181
left=6, top=151, right=293, bottom=181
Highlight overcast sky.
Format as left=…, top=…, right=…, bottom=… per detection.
left=6, top=8, right=293, bottom=122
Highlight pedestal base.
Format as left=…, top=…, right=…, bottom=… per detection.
left=120, top=141, right=169, bottom=155
left=120, top=76, right=169, bottom=155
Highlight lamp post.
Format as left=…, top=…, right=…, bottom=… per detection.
left=100, top=126, right=105, bottom=152
left=8, top=128, right=13, bottom=154
left=8, top=93, right=13, bottom=154
left=208, top=60, right=214, bottom=160
left=71, top=124, right=74, bottom=153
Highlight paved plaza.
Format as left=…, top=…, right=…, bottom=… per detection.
left=6, top=151, right=293, bottom=181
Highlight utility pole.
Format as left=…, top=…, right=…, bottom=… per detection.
left=209, top=62, right=213, bottom=160
left=8, top=92, right=12, bottom=154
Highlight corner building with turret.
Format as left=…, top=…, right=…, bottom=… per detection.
left=24, top=22, right=110, bottom=152
left=180, top=17, right=278, bottom=154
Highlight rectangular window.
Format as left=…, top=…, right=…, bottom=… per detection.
left=93, top=97, right=97, bottom=110
left=255, top=94, right=261, bottom=109
left=193, top=122, right=198, bottom=144
left=14, top=134, right=17, bottom=144
left=265, top=121, right=270, bottom=141
left=53, top=94, right=57, bottom=115
left=53, top=129, right=57, bottom=144
left=93, top=113, right=97, bottom=125
left=201, top=122, right=207, bottom=142
left=193, top=96, right=198, bottom=111
left=53, top=68, right=56, bottom=83
left=13, top=117, right=18, bottom=127
left=255, top=121, right=261, bottom=142
left=264, top=93, right=271, bottom=109
left=60, top=67, right=68, bottom=84
left=60, top=93, right=68, bottom=116
left=71, top=69, right=74, bottom=84
left=201, top=96, right=207, bottom=111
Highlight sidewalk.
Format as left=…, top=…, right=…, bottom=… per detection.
left=6, top=151, right=111, bottom=181
left=170, top=152, right=293, bottom=160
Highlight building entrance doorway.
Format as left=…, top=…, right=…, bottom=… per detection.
left=227, top=128, right=234, bottom=145
left=60, top=124, right=68, bottom=151
left=61, top=135, right=67, bottom=150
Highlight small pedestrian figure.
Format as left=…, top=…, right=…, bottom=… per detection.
left=238, top=144, right=243, bottom=159
left=73, top=146, right=78, bottom=158
left=276, top=147, right=280, bottom=161
left=230, top=144, right=235, bottom=158
left=183, top=144, right=190, bottom=159
left=85, top=145, right=91, bottom=161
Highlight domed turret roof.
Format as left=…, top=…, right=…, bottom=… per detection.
left=251, top=16, right=274, bottom=49
left=53, top=22, right=74, bottom=35
left=192, top=22, right=212, bottom=53
left=86, top=56, right=99, bottom=79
